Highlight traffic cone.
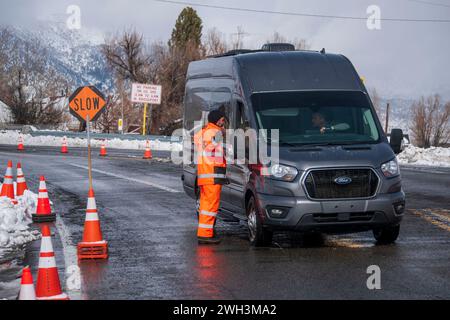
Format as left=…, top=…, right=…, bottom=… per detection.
left=1, top=160, right=17, bottom=205
left=143, top=140, right=152, bottom=159
left=77, top=188, right=108, bottom=260
left=18, top=266, right=36, bottom=300
left=32, top=176, right=56, bottom=223
left=17, top=135, right=25, bottom=151
left=16, top=162, right=28, bottom=197
left=36, top=225, right=69, bottom=300
left=61, top=136, right=68, bottom=154
left=99, top=141, right=107, bottom=157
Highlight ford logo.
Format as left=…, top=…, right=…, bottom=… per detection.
left=334, top=176, right=352, bottom=185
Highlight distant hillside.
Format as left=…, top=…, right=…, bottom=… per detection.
left=10, top=21, right=113, bottom=92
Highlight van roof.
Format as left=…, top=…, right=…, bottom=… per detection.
left=187, top=51, right=365, bottom=93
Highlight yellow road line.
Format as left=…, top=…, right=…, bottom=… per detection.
left=411, top=209, right=450, bottom=232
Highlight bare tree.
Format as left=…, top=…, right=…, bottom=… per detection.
left=204, top=28, right=227, bottom=56
left=411, top=94, right=450, bottom=147
left=0, top=32, right=69, bottom=125
left=231, top=26, right=247, bottom=50
left=96, top=94, right=120, bottom=133
left=266, top=31, right=309, bottom=50
left=432, top=100, right=450, bottom=146
left=102, top=30, right=151, bottom=83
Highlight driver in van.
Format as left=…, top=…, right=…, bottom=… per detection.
left=311, top=112, right=350, bottom=134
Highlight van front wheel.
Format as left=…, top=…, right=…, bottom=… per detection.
left=247, top=196, right=273, bottom=247
left=373, top=225, right=400, bottom=244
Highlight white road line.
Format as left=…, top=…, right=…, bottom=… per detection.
left=69, top=163, right=182, bottom=193
left=54, top=216, right=82, bottom=300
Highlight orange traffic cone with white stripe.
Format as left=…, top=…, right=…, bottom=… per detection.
left=77, top=188, right=108, bottom=260
left=1, top=160, right=17, bottom=205
left=61, top=136, right=68, bottom=154
left=99, top=141, right=107, bottom=157
left=143, top=140, right=152, bottom=159
left=17, top=135, right=25, bottom=151
left=18, top=266, right=36, bottom=300
left=36, top=225, right=69, bottom=300
left=32, top=176, right=56, bottom=223
left=16, top=163, right=28, bottom=197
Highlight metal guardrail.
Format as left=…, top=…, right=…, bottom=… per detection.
left=29, top=131, right=182, bottom=143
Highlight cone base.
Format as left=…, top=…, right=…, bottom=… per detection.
left=77, top=241, right=108, bottom=260
left=61, top=150, right=68, bottom=154
left=99, top=153, right=108, bottom=157
left=36, top=293, right=69, bottom=300
left=143, top=155, right=152, bottom=159
left=32, top=213, right=56, bottom=223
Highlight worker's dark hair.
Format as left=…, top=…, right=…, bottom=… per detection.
left=208, top=109, right=226, bottom=124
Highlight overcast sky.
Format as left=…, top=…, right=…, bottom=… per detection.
left=1, top=0, right=449, bottom=99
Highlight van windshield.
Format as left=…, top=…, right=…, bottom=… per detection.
left=251, top=91, right=381, bottom=146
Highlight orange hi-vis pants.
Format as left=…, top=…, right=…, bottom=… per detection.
left=197, top=184, right=222, bottom=238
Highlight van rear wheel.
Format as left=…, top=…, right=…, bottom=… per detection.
left=247, top=196, right=273, bottom=247
left=373, top=225, right=400, bottom=244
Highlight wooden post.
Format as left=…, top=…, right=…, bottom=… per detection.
left=86, top=115, right=93, bottom=191
left=385, top=102, right=390, bottom=133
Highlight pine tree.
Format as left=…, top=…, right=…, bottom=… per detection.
left=169, top=7, right=203, bottom=51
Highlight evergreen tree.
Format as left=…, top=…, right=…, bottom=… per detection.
left=169, top=7, right=203, bottom=51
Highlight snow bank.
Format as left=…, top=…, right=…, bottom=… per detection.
left=0, top=130, right=182, bottom=152
left=0, top=190, right=40, bottom=258
left=398, top=146, right=450, bottom=167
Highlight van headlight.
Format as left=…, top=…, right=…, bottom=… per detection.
left=381, top=158, right=400, bottom=177
left=270, top=164, right=298, bottom=182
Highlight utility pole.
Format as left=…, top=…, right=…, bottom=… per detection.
left=385, top=103, right=390, bottom=133
left=231, top=26, right=249, bottom=50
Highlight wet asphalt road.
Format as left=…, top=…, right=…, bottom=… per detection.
left=0, top=144, right=449, bottom=300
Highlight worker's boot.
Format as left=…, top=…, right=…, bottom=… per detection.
left=198, top=235, right=221, bottom=244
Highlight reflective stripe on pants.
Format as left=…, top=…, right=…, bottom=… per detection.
left=197, top=184, right=222, bottom=238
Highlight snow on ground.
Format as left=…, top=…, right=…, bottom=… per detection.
left=0, top=101, right=12, bottom=123
left=0, top=190, right=40, bottom=259
left=0, top=130, right=182, bottom=152
left=398, top=146, right=450, bottom=167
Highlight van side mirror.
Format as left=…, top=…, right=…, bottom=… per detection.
left=389, top=129, right=403, bottom=155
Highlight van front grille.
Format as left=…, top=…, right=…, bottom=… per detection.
left=304, top=168, right=379, bottom=199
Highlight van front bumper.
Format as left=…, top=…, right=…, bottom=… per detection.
left=256, top=191, right=405, bottom=233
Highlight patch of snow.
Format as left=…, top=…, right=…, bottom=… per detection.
left=398, top=146, right=450, bottom=167
left=0, top=100, right=12, bottom=123
left=0, top=190, right=40, bottom=259
left=0, top=130, right=182, bottom=152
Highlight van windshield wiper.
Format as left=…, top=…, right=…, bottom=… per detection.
left=294, top=141, right=366, bottom=147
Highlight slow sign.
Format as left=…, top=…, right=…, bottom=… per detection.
left=69, top=86, right=106, bottom=123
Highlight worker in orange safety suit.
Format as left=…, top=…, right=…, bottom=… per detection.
left=194, top=109, right=228, bottom=244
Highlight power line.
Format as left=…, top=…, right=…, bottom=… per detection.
left=153, top=0, right=450, bottom=23
left=406, top=0, right=450, bottom=9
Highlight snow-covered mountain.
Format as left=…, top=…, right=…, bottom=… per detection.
left=10, top=21, right=113, bottom=92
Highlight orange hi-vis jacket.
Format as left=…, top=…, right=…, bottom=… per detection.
left=194, top=122, right=227, bottom=186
